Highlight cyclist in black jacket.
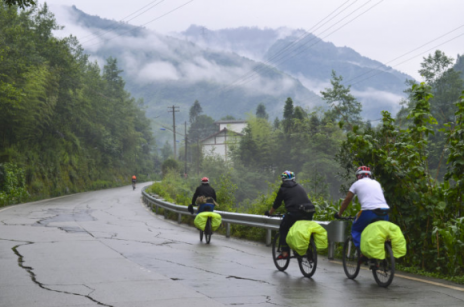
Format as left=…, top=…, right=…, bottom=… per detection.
left=188, top=177, right=217, bottom=214
left=265, top=171, right=315, bottom=259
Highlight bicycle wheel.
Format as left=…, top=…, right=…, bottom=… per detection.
left=205, top=218, right=212, bottom=244
left=298, top=236, right=318, bottom=278
left=199, top=230, right=203, bottom=242
left=372, top=242, right=395, bottom=287
left=342, top=236, right=361, bottom=279
left=272, top=233, right=290, bottom=271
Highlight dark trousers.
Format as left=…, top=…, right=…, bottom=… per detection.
left=279, top=212, right=314, bottom=252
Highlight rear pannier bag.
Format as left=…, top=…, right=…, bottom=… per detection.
left=194, top=212, right=222, bottom=231
left=286, top=220, right=328, bottom=256
left=360, top=221, right=407, bottom=259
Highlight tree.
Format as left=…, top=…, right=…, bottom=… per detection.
left=282, top=97, right=294, bottom=133
left=256, top=103, right=269, bottom=120
left=419, top=50, right=454, bottom=84
left=189, top=100, right=202, bottom=124
left=161, top=141, right=174, bottom=161
left=321, top=70, right=362, bottom=129
left=188, top=114, right=217, bottom=141
left=3, top=0, right=35, bottom=8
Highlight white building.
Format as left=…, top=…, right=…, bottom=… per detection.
left=200, top=120, right=247, bottom=160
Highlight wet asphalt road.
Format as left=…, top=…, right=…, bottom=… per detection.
left=1, top=185, right=463, bottom=307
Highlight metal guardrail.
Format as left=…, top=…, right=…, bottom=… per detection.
left=142, top=186, right=348, bottom=259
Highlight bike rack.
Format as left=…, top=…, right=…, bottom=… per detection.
left=142, top=186, right=348, bottom=259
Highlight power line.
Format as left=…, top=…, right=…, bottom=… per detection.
left=345, top=23, right=464, bottom=85
left=216, top=1, right=383, bottom=96
left=229, top=0, right=383, bottom=91
left=85, top=0, right=195, bottom=47
left=217, top=0, right=358, bottom=93
left=81, top=0, right=165, bottom=44
left=350, top=31, right=464, bottom=87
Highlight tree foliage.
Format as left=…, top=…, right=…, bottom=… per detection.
left=0, top=4, right=157, bottom=204
left=321, top=70, right=362, bottom=129
left=3, top=0, right=34, bottom=9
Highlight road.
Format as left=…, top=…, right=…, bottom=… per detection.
left=1, top=185, right=463, bottom=307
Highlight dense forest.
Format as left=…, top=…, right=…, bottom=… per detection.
left=0, top=3, right=158, bottom=205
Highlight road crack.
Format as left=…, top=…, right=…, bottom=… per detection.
left=12, top=243, right=113, bottom=307
left=226, top=276, right=274, bottom=285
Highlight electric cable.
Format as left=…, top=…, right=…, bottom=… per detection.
left=345, top=23, right=464, bottom=85
left=219, top=0, right=383, bottom=95
left=85, top=0, right=195, bottom=47
left=78, top=0, right=163, bottom=41
left=81, top=0, right=165, bottom=44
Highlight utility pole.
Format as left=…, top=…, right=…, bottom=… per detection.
left=184, top=121, right=188, bottom=176
left=167, top=105, right=180, bottom=159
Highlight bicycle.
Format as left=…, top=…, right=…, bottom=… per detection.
left=337, top=216, right=395, bottom=287
left=269, top=214, right=318, bottom=278
left=199, top=217, right=213, bottom=244
left=132, top=181, right=136, bottom=190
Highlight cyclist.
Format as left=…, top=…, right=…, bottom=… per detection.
left=189, top=177, right=217, bottom=214
left=264, top=170, right=315, bottom=259
left=334, top=166, right=390, bottom=254
left=131, top=175, right=137, bottom=189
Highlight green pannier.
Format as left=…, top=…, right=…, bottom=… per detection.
left=286, top=220, right=328, bottom=256
left=360, top=221, right=407, bottom=259
left=194, top=212, right=222, bottom=231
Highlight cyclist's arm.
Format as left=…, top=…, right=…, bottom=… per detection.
left=191, top=189, right=199, bottom=206
left=338, top=191, right=355, bottom=216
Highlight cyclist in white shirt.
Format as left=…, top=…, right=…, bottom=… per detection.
left=335, top=166, right=390, bottom=248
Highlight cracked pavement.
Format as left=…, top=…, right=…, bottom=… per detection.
left=1, top=185, right=464, bottom=307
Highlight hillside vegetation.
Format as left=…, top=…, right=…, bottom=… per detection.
left=0, top=4, right=157, bottom=205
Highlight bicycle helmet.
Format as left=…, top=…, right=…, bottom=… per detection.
left=281, top=170, right=295, bottom=181
left=201, top=177, right=209, bottom=183
left=355, top=166, right=371, bottom=180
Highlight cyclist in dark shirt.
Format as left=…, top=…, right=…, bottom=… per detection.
left=189, top=177, right=217, bottom=214
left=265, top=170, right=315, bottom=259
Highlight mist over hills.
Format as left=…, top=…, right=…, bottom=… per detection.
left=68, top=6, right=322, bottom=126
left=66, top=6, right=414, bottom=127
left=180, top=25, right=414, bottom=120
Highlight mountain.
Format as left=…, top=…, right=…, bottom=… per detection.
left=68, top=6, right=323, bottom=127
left=64, top=6, right=415, bottom=126
left=180, top=26, right=415, bottom=120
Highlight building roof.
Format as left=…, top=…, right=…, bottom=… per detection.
left=199, top=127, right=244, bottom=143
left=214, top=120, right=247, bottom=125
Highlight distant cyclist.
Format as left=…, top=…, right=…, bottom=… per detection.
left=132, top=175, right=137, bottom=190
left=189, top=177, right=216, bottom=214
left=264, top=170, right=315, bottom=259
left=335, top=166, right=390, bottom=250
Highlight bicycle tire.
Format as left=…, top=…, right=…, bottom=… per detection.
left=272, top=233, right=290, bottom=271
left=342, top=236, right=361, bottom=279
left=372, top=242, right=395, bottom=287
left=205, top=218, right=212, bottom=244
left=199, top=230, right=203, bottom=242
left=298, top=236, right=318, bottom=278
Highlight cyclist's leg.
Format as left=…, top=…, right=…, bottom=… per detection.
left=351, top=211, right=378, bottom=248
left=279, top=213, right=297, bottom=255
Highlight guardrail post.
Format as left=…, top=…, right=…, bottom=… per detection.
left=266, top=229, right=272, bottom=246
left=225, top=223, right=230, bottom=238
left=178, top=213, right=182, bottom=223
left=328, top=241, right=335, bottom=260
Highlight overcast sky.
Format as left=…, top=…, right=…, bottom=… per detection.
left=43, top=0, right=464, bottom=80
